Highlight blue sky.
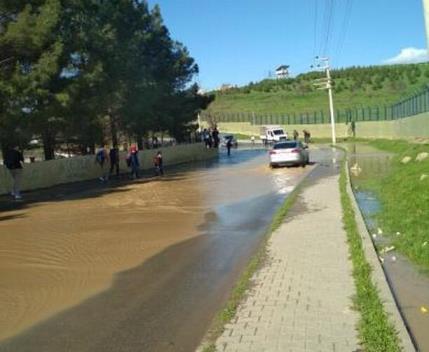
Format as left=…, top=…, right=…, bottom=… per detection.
left=147, top=0, right=428, bottom=90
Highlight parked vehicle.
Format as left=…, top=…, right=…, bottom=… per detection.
left=260, top=126, right=288, bottom=145
left=269, top=141, right=309, bottom=167
left=221, top=134, right=238, bottom=148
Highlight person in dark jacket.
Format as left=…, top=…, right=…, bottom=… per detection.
left=212, top=127, right=220, bottom=148
left=4, top=146, right=24, bottom=200
left=293, top=130, right=299, bottom=141
left=109, top=145, right=120, bottom=178
left=127, top=144, right=140, bottom=179
left=226, top=137, right=233, bottom=156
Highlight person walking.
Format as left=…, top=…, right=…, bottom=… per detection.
left=127, top=144, right=140, bottom=179
left=351, top=121, right=356, bottom=138
left=95, top=145, right=109, bottom=181
left=203, top=129, right=210, bottom=148
left=226, top=137, right=233, bottom=156
left=4, top=146, right=24, bottom=200
left=109, top=145, right=120, bottom=178
left=303, top=130, right=311, bottom=144
left=153, top=150, right=164, bottom=176
left=212, top=127, right=220, bottom=148
left=293, top=130, right=299, bottom=141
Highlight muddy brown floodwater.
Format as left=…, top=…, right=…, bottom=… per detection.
left=0, top=147, right=330, bottom=352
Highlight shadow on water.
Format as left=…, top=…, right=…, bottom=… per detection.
left=0, top=147, right=283, bottom=352
left=346, top=143, right=429, bottom=352
left=0, top=191, right=284, bottom=352
left=0, top=146, right=342, bottom=352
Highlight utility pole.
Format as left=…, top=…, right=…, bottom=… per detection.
left=312, top=57, right=336, bottom=145
left=423, top=0, right=429, bottom=52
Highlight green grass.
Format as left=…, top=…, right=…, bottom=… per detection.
left=207, top=63, right=429, bottom=116
left=210, top=88, right=402, bottom=115
left=310, top=137, right=369, bottom=144
left=339, top=161, right=402, bottom=352
left=199, top=183, right=303, bottom=352
left=232, top=133, right=252, bottom=139
left=362, top=140, right=429, bottom=269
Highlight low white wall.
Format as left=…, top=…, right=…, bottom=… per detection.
left=0, top=144, right=217, bottom=195
left=204, top=112, right=429, bottom=140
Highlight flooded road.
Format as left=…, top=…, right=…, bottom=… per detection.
left=0, top=147, right=325, bottom=352
left=347, top=143, right=429, bottom=352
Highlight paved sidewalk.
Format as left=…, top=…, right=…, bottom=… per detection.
left=215, top=174, right=360, bottom=352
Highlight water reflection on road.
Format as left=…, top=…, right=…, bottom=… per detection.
left=0, top=146, right=322, bottom=352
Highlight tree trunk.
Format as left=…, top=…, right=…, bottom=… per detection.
left=110, top=114, right=118, bottom=147
left=42, top=131, right=55, bottom=160
left=136, top=133, right=144, bottom=150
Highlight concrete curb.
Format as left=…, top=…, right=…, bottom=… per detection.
left=345, top=162, right=416, bottom=352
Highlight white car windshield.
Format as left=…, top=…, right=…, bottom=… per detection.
left=273, top=130, right=284, bottom=135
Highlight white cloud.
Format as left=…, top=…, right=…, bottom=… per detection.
left=383, top=47, right=428, bottom=65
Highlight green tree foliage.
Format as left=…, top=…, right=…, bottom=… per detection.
left=0, top=0, right=209, bottom=159
left=0, top=0, right=63, bottom=158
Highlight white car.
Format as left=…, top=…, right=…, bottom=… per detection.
left=269, top=141, right=309, bottom=167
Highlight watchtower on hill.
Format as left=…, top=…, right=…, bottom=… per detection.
left=275, top=65, right=289, bottom=79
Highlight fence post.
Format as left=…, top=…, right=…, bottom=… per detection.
left=425, top=89, right=429, bottom=112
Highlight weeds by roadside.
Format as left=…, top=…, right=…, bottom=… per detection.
left=364, top=139, right=429, bottom=270
left=339, top=161, right=401, bottom=352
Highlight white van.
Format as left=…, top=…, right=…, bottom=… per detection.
left=260, top=126, right=288, bottom=145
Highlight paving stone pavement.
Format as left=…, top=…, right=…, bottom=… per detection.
left=215, top=173, right=360, bottom=352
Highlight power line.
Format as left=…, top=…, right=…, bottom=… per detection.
left=312, top=0, right=319, bottom=59
left=318, top=0, right=330, bottom=55
left=322, top=0, right=335, bottom=56
left=335, top=0, right=353, bottom=66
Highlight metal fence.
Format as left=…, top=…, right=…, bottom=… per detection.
left=391, top=85, right=429, bottom=118
left=201, top=86, right=429, bottom=125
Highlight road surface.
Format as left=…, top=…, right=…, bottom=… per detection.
left=0, top=146, right=333, bottom=351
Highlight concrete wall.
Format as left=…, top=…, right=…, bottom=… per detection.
left=0, top=144, right=217, bottom=195
left=207, top=112, right=429, bottom=140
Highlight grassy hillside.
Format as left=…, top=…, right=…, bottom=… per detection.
left=207, top=63, right=429, bottom=115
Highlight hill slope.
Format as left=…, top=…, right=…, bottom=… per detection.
left=207, top=63, right=429, bottom=115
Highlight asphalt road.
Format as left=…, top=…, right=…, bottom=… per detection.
left=0, top=146, right=335, bottom=352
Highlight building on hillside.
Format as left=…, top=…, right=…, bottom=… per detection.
left=218, top=84, right=233, bottom=92
left=275, top=65, right=289, bottom=79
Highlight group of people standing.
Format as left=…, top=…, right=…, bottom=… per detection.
left=201, top=127, right=234, bottom=155
left=95, top=144, right=164, bottom=182
left=292, top=129, right=311, bottom=143
left=1, top=144, right=165, bottom=201
left=202, top=127, right=220, bottom=149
